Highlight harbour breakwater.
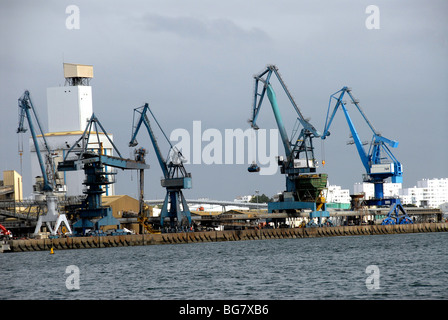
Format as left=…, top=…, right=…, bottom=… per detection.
left=5, top=222, right=448, bottom=253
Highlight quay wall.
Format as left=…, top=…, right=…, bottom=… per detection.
left=6, top=222, right=448, bottom=253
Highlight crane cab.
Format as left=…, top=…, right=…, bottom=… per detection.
left=248, top=163, right=260, bottom=173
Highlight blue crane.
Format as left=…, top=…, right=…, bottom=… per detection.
left=321, top=86, right=412, bottom=224
left=249, top=65, right=329, bottom=225
left=17, top=90, right=55, bottom=192
left=129, top=103, right=192, bottom=231
left=17, top=90, right=73, bottom=235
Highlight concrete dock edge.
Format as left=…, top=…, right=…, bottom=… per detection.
left=5, top=222, right=447, bottom=253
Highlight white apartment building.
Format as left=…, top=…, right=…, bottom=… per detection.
left=234, top=178, right=448, bottom=210
left=353, top=178, right=448, bottom=209
left=400, top=178, right=448, bottom=208
left=353, top=182, right=374, bottom=198
left=234, top=195, right=253, bottom=203
left=326, top=185, right=351, bottom=204
left=353, top=182, right=402, bottom=199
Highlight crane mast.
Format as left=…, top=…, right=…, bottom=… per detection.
left=249, top=65, right=329, bottom=226
left=129, top=103, right=192, bottom=231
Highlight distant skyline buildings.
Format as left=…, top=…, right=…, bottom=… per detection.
left=354, top=178, right=448, bottom=209
left=326, top=185, right=351, bottom=204
left=233, top=177, right=448, bottom=210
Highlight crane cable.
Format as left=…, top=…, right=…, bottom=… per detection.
left=18, top=131, right=24, bottom=176
left=321, top=139, right=326, bottom=167
left=251, top=128, right=256, bottom=165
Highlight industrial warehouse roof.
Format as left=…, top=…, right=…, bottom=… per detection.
left=190, top=209, right=260, bottom=217
left=102, top=195, right=138, bottom=206
left=190, top=210, right=222, bottom=216
left=36, top=130, right=108, bottom=137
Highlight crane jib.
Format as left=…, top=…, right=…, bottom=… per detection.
left=17, top=91, right=54, bottom=192
left=266, top=84, right=292, bottom=157
left=128, top=103, right=193, bottom=229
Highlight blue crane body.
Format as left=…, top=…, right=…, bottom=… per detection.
left=129, top=103, right=192, bottom=231
left=322, top=87, right=403, bottom=200
left=17, top=90, right=73, bottom=235
left=17, top=90, right=55, bottom=192
left=250, top=65, right=329, bottom=225
left=321, top=86, right=412, bottom=224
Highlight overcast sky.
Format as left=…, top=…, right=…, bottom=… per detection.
left=1, top=0, right=447, bottom=201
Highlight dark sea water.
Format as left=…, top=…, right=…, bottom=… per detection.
left=1, top=232, right=447, bottom=300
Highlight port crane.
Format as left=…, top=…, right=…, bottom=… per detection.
left=57, top=113, right=149, bottom=235
left=321, top=86, right=412, bottom=224
left=0, top=224, right=12, bottom=239
left=129, top=103, right=192, bottom=231
left=249, top=65, right=329, bottom=225
left=18, top=91, right=55, bottom=192
left=17, top=90, right=72, bottom=235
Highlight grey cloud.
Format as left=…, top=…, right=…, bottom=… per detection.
left=141, top=13, right=270, bottom=42
left=1, top=0, right=447, bottom=200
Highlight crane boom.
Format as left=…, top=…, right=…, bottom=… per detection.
left=252, top=65, right=318, bottom=132
left=323, top=89, right=370, bottom=172
left=17, top=90, right=55, bottom=192
left=130, top=104, right=168, bottom=177
left=250, top=65, right=322, bottom=175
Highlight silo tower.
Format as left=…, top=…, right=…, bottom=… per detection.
left=30, top=63, right=115, bottom=198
